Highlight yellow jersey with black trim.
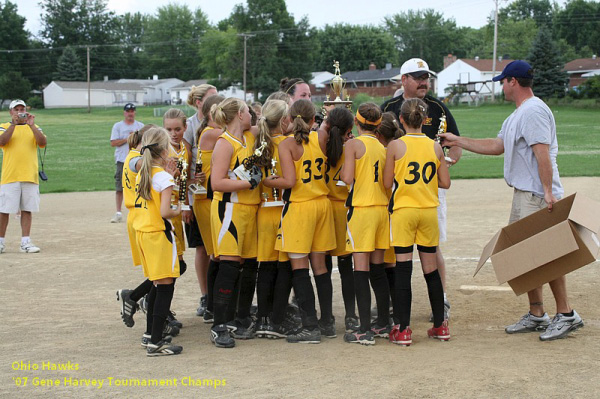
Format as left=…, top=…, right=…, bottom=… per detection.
left=213, top=130, right=261, bottom=205
left=389, top=133, right=440, bottom=211
left=0, top=123, right=46, bottom=184
left=123, top=149, right=141, bottom=209
left=196, top=126, right=214, bottom=200
left=346, top=134, right=388, bottom=207
left=326, top=150, right=347, bottom=201
left=259, top=134, right=287, bottom=201
left=282, top=131, right=328, bottom=203
left=133, top=166, right=175, bottom=233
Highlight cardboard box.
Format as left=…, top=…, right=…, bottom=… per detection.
left=474, top=193, right=600, bottom=295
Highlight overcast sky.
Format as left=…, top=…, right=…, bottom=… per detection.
left=18, top=0, right=507, bottom=38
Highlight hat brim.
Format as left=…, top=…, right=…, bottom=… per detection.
left=407, top=70, right=437, bottom=78
left=492, top=73, right=506, bottom=82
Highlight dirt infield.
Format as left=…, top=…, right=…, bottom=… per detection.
left=2, top=178, right=599, bottom=398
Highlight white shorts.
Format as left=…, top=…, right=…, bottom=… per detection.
left=0, top=182, right=40, bottom=213
left=437, top=188, right=447, bottom=243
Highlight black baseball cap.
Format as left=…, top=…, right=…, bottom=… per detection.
left=124, top=103, right=136, bottom=111
left=492, top=60, right=534, bottom=82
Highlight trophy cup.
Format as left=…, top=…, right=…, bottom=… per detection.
left=172, top=158, right=190, bottom=211
left=188, top=153, right=207, bottom=195
left=323, top=61, right=353, bottom=109
left=436, top=115, right=453, bottom=163
left=262, top=158, right=285, bottom=207
left=233, top=139, right=268, bottom=181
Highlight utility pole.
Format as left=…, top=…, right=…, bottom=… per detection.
left=491, top=0, right=499, bottom=102
left=87, top=46, right=91, bottom=113
left=238, top=33, right=255, bottom=102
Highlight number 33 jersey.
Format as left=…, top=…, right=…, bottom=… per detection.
left=389, top=133, right=440, bottom=210
left=346, top=133, right=388, bottom=208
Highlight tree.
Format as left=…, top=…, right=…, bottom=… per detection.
left=0, top=71, right=31, bottom=105
left=313, top=24, right=397, bottom=72
left=499, top=0, right=555, bottom=27
left=528, top=27, right=568, bottom=98
left=113, top=12, right=150, bottom=78
left=199, top=27, right=241, bottom=89
left=554, top=0, right=600, bottom=55
left=577, top=75, right=600, bottom=98
left=54, top=46, right=85, bottom=80
left=0, top=1, right=29, bottom=76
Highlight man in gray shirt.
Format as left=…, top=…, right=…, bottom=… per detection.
left=109, top=103, right=144, bottom=223
left=439, top=60, right=583, bottom=341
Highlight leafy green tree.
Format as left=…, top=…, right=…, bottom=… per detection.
left=0, top=71, right=31, bottom=105
left=554, top=0, right=600, bottom=55
left=499, top=0, right=555, bottom=27
left=0, top=1, right=29, bottom=76
left=199, top=27, right=241, bottom=90
left=114, top=12, right=150, bottom=78
left=528, top=27, right=568, bottom=98
left=577, top=75, right=600, bottom=98
left=313, top=24, right=397, bottom=72
left=54, top=46, right=85, bottom=80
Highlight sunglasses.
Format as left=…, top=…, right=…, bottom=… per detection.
left=408, top=73, right=431, bottom=82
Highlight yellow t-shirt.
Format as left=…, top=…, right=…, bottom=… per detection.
left=282, top=131, right=328, bottom=203
left=133, top=166, right=175, bottom=232
left=390, top=133, right=440, bottom=210
left=326, top=150, right=347, bottom=202
left=0, top=123, right=46, bottom=184
left=122, top=149, right=141, bottom=209
left=346, top=134, right=388, bottom=207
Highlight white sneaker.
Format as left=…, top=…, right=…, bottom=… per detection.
left=110, top=212, right=123, bottom=223
left=0, top=241, right=5, bottom=254
left=20, top=241, right=40, bottom=253
left=539, top=310, right=584, bottom=341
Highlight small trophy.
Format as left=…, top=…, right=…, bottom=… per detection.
left=262, top=158, right=284, bottom=207
left=436, top=115, right=453, bottom=163
left=172, top=158, right=190, bottom=211
left=323, top=61, right=353, bottom=109
left=188, top=155, right=207, bottom=195
left=233, top=140, right=267, bottom=181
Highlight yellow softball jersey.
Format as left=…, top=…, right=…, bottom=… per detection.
left=122, top=149, right=141, bottom=209
left=132, top=167, right=175, bottom=233
left=196, top=126, right=214, bottom=200
left=346, top=134, right=388, bottom=207
left=259, top=134, right=287, bottom=202
left=212, top=131, right=261, bottom=205
left=326, top=150, right=347, bottom=202
left=282, top=131, right=328, bottom=203
left=389, top=133, right=440, bottom=211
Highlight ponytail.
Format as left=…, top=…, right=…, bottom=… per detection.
left=289, top=99, right=315, bottom=144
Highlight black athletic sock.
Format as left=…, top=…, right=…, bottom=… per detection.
left=256, top=261, right=278, bottom=318
left=130, top=279, right=152, bottom=303
left=338, top=255, right=356, bottom=318
left=145, top=284, right=157, bottom=335
left=561, top=310, right=574, bottom=317
left=272, top=261, right=292, bottom=325
left=424, top=269, right=444, bottom=328
left=314, top=272, right=333, bottom=324
left=178, top=259, right=187, bottom=276
left=354, top=270, right=371, bottom=333
left=325, top=255, right=333, bottom=276
left=212, top=260, right=241, bottom=326
left=292, top=268, right=318, bottom=328
left=236, top=258, right=258, bottom=320
left=225, top=270, right=241, bottom=324
left=370, top=263, right=390, bottom=326
left=395, top=260, right=413, bottom=331
left=386, top=266, right=399, bottom=324
left=206, top=259, right=220, bottom=312
left=150, top=283, right=175, bottom=344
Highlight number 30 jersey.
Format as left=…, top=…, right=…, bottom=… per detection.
left=389, top=133, right=440, bottom=211
left=282, top=131, right=328, bottom=203
left=346, top=133, right=388, bottom=208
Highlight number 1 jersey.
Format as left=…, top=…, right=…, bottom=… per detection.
left=346, top=133, right=388, bottom=208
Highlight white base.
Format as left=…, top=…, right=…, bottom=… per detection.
left=336, top=180, right=347, bottom=186
left=188, top=184, right=207, bottom=195
left=262, top=200, right=285, bottom=208
left=233, top=165, right=251, bottom=181
left=181, top=204, right=190, bottom=211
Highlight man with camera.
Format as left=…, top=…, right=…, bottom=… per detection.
left=0, top=99, right=47, bottom=254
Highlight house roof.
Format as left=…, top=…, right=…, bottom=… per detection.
left=52, top=81, right=144, bottom=91
left=171, top=79, right=209, bottom=89
left=563, top=58, right=600, bottom=73
left=325, top=67, right=401, bottom=84
left=459, top=59, right=513, bottom=72
left=117, top=78, right=182, bottom=87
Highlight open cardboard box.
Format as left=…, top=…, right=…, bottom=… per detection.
left=474, top=193, right=600, bottom=295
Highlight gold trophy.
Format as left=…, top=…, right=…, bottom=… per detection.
left=188, top=152, right=207, bottom=195
left=234, top=139, right=268, bottom=181
left=436, top=115, right=453, bottom=163
left=262, top=158, right=284, bottom=207
left=323, top=61, right=352, bottom=109
left=172, top=158, right=191, bottom=211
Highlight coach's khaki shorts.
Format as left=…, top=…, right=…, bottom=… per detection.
left=0, top=182, right=40, bottom=213
left=437, top=188, right=447, bottom=243
left=508, top=188, right=557, bottom=224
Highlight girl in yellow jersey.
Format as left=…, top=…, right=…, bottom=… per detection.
left=265, top=99, right=336, bottom=344
left=133, top=127, right=183, bottom=357
left=194, top=95, right=225, bottom=322
left=340, top=103, right=390, bottom=345
left=322, top=107, right=358, bottom=334
left=384, top=98, right=450, bottom=346
left=209, top=98, right=263, bottom=348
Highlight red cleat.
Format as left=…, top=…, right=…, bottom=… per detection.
left=427, top=320, right=450, bottom=341
left=389, top=325, right=412, bottom=346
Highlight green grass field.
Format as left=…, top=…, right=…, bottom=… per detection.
left=0, top=104, right=598, bottom=194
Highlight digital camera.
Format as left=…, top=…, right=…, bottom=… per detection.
left=17, top=112, right=27, bottom=124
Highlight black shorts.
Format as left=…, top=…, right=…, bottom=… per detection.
left=185, top=216, right=204, bottom=248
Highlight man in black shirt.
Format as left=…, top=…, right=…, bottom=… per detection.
left=381, top=58, right=462, bottom=321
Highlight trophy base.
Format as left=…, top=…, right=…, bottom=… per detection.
left=323, top=100, right=353, bottom=108
left=189, top=183, right=207, bottom=195
left=262, top=200, right=285, bottom=208
left=181, top=204, right=190, bottom=211
left=336, top=180, right=347, bottom=187
left=444, top=156, right=453, bottom=163
left=233, top=165, right=251, bottom=181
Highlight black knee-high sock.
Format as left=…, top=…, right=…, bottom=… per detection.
left=151, top=283, right=175, bottom=344
left=424, top=269, right=445, bottom=328
left=385, top=267, right=398, bottom=324
left=236, top=258, right=258, bottom=320
left=369, top=263, right=390, bottom=326
left=292, top=269, right=318, bottom=328
left=325, top=255, right=333, bottom=276
left=225, top=270, right=241, bottom=324
left=206, top=259, right=220, bottom=312
left=212, top=260, right=241, bottom=326
left=256, top=261, right=278, bottom=318
left=179, top=259, right=187, bottom=276
left=395, top=260, right=413, bottom=331
left=338, top=255, right=356, bottom=319
left=314, top=272, right=333, bottom=324
left=354, top=270, right=371, bottom=333
left=145, top=284, right=157, bottom=334
left=131, top=279, right=152, bottom=302
left=272, top=261, right=292, bottom=325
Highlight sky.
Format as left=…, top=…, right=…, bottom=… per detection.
left=19, top=0, right=504, bottom=38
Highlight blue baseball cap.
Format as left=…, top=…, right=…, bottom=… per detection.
left=492, top=60, right=534, bottom=82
